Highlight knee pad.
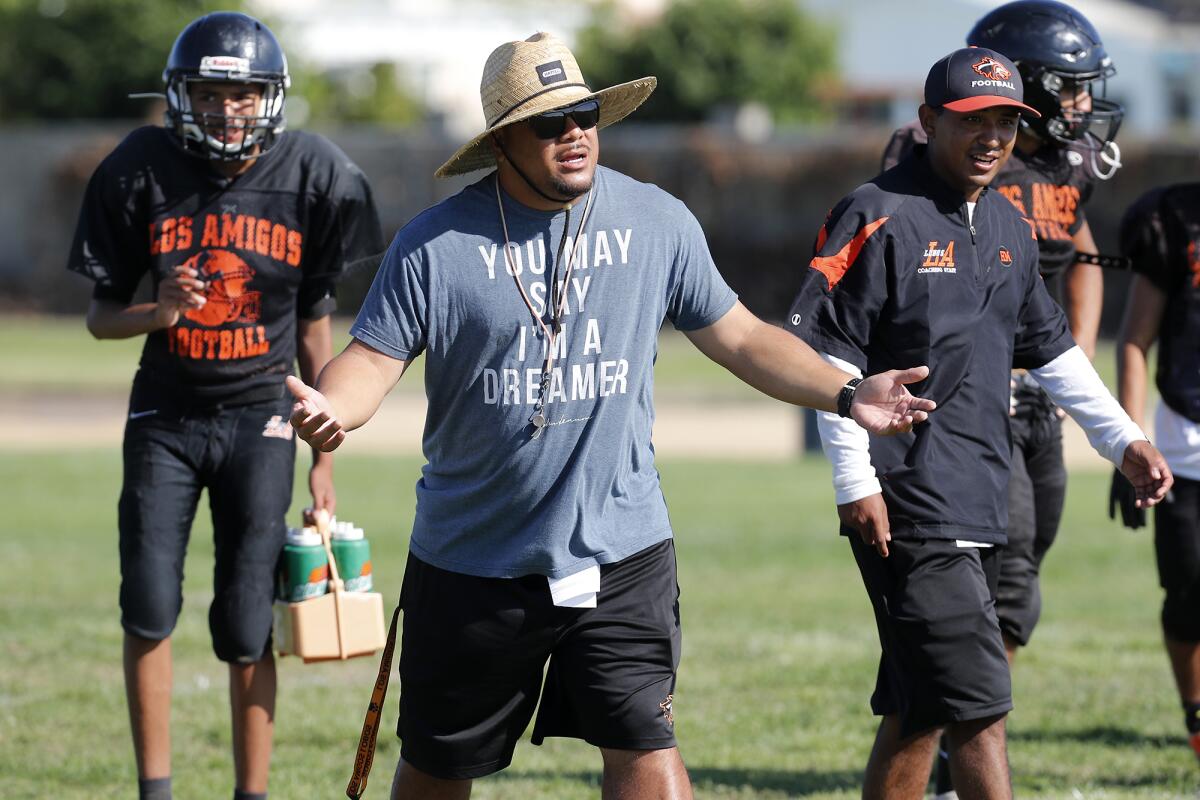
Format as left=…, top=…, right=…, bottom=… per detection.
left=1162, top=587, right=1200, bottom=642
left=209, top=584, right=274, bottom=663
left=119, top=563, right=183, bottom=640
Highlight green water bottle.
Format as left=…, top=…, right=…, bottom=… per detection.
left=331, top=521, right=373, bottom=593
left=278, top=527, right=329, bottom=602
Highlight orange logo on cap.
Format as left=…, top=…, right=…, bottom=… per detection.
left=972, top=56, right=1012, bottom=81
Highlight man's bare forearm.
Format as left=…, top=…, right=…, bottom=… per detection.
left=297, top=316, right=336, bottom=467
left=1064, top=261, right=1102, bottom=358
left=314, top=339, right=408, bottom=432
left=86, top=300, right=164, bottom=339
left=685, top=302, right=846, bottom=412
left=721, top=320, right=847, bottom=411
left=1117, top=341, right=1150, bottom=431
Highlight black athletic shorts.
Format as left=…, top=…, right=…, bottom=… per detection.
left=850, top=536, right=1012, bottom=738
left=1155, top=476, right=1200, bottom=642
left=395, top=539, right=682, bottom=780
left=118, top=394, right=295, bottom=663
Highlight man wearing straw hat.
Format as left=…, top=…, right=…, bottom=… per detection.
left=286, top=32, right=933, bottom=798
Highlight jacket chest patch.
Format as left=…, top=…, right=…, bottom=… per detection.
left=918, top=240, right=957, bottom=274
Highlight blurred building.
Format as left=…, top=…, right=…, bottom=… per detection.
left=251, top=0, right=635, bottom=137
left=804, top=0, right=1200, bottom=138
left=252, top=0, right=1200, bottom=139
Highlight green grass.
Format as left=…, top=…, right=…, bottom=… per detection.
left=0, top=451, right=1193, bottom=799
left=0, top=314, right=772, bottom=402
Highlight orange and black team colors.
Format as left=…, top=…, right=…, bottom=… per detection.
left=67, top=125, right=384, bottom=407
left=882, top=121, right=1093, bottom=299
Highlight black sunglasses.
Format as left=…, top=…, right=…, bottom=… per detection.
left=527, top=100, right=601, bottom=140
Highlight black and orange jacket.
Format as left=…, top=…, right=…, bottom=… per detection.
left=787, top=148, right=1074, bottom=543
left=883, top=119, right=1095, bottom=294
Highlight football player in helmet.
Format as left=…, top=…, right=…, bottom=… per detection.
left=66, top=13, right=385, bottom=800
left=162, top=10, right=289, bottom=164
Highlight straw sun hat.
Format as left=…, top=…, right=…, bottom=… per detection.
left=434, top=31, right=657, bottom=178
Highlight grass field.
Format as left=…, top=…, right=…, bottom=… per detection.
left=0, top=452, right=1193, bottom=799
left=0, top=315, right=1189, bottom=798
left=0, top=314, right=768, bottom=403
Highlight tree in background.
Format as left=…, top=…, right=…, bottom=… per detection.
left=0, top=0, right=233, bottom=120
left=0, top=0, right=424, bottom=125
left=292, top=62, right=424, bottom=127
left=576, top=0, right=837, bottom=124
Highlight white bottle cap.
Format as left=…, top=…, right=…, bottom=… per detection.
left=287, top=526, right=323, bottom=547
left=332, top=522, right=364, bottom=541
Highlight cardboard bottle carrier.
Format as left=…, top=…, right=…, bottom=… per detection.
left=272, top=512, right=386, bottom=663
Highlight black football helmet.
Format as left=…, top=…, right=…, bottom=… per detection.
left=163, top=12, right=290, bottom=161
left=968, top=0, right=1124, bottom=178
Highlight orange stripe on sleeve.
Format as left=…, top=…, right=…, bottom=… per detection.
left=814, top=220, right=830, bottom=253
left=810, top=216, right=889, bottom=289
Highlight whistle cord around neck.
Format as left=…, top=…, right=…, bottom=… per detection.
left=494, top=173, right=597, bottom=435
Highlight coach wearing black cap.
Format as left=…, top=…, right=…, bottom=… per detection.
left=787, top=47, right=1172, bottom=799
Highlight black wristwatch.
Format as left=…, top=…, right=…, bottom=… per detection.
left=837, top=377, right=864, bottom=419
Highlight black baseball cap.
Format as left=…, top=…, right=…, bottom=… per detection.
left=924, top=46, right=1041, bottom=118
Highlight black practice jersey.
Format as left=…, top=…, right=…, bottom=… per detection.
left=882, top=120, right=1095, bottom=294
left=787, top=149, right=1074, bottom=543
left=1120, top=184, right=1200, bottom=424
left=67, top=126, right=385, bottom=409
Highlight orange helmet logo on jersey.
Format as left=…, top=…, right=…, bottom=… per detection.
left=181, top=249, right=262, bottom=326
left=972, top=56, right=1012, bottom=82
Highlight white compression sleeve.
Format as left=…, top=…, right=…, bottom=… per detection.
left=1028, top=345, right=1148, bottom=466
left=816, top=353, right=882, bottom=504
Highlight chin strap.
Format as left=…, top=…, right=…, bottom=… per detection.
left=1075, top=251, right=1132, bottom=270
left=1090, top=139, right=1122, bottom=181
left=494, top=138, right=575, bottom=206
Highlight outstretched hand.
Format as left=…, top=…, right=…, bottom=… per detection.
left=850, top=366, right=936, bottom=435
left=286, top=375, right=347, bottom=452
left=1119, top=439, right=1173, bottom=509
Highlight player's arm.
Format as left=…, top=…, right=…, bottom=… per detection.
left=1107, top=274, right=1166, bottom=528
left=296, top=314, right=337, bottom=512
left=85, top=266, right=206, bottom=339
left=286, top=338, right=409, bottom=452
left=1065, top=220, right=1104, bottom=358
left=684, top=300, right=934, bottom=436
left=1116, top=274, right=1166, bottom=431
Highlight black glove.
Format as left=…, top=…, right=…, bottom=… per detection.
left=1108, top=467, right=1146, bottom=530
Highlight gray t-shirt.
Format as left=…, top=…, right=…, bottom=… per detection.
left=351, top=166, right=737, bottom=578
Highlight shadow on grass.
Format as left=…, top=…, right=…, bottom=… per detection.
left=492, top=767, right=862, bottom=796
left=1010, top=725, right=1177, bottom=749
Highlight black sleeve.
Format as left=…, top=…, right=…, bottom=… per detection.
left=1119, top=188, right=1173, bottom=293
left=1013, top=232, right=1074, bottom=369
left=880, top=121, right=924, bottom=172
left=297, top=155, right=386, bottom=319
left=65, top=157, right=149, bottom=304
left=793, top=193, right=893, bottom=372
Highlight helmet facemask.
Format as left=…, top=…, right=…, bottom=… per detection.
left=165, top=77, right=286, bottom=161
left=1018, top=64, right=1124, bottom=180
left=164, top=57, right=289, bottom=162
